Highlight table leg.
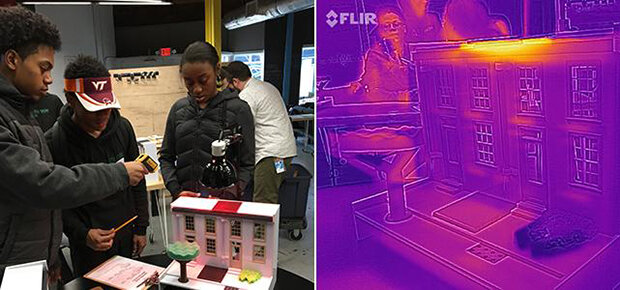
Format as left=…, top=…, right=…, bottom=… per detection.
left=302, top=120, right=313, bottom=154
left=162, top=193, right=168, bottom=248
left=147, top=191, right=154, bottom=243
left=155, top=190, right=169, bottom=248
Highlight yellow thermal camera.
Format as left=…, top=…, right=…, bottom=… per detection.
left=136, top=153, right=158, bottom=173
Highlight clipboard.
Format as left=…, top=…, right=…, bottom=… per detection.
left=84, top=255, right=163, bottom=289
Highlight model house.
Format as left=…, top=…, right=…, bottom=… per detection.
left=160, top=197, right=279, bottom=290
left=343, top=7, right=620, bottom=290
left=410, top=28, right=620, bottom=234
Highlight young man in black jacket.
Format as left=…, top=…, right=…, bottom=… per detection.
left=45, top=55, right=149, bottom=276
left=0, top=6, right=148, bottom=283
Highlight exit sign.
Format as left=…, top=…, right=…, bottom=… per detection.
left=160, top=48, right=171, bottom=56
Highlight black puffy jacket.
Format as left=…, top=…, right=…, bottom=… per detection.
left=0, top=75, right=129, bottom=281
left=160, top=89, right=255, bottom=198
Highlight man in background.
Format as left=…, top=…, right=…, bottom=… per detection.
left=46, top=55, right=149, bottom=276
left=225, top=61, right=297, bottom=204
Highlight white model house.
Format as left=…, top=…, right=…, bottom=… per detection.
left=160, top=197, right=280, bottom=290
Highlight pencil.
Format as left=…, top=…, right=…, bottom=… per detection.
left=113, top=215, right=137, bottom=233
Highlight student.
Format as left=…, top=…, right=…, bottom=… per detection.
left=160, top=41, right=255, bottom=200
left=226, top=61, right=297, bottom=204
left=0, top=6, right=147, bottom=282
left=45, top=55, right=149, bottom=276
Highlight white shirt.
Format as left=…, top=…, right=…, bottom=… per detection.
left=239, top=78, right=297, bottom=164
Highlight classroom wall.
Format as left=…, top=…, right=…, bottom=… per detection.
left=35, top=5, right=116, bottom=100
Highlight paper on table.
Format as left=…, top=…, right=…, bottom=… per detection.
left=84, top=255, right=164, bottom=290
left=0, top=260, right=47, bottom=290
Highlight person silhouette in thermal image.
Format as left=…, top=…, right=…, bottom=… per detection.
left=443, top=0, right=510, bottom=41
left=398, top=0, right=444, bottom=42
left=351, top=7, right=416, bottom=104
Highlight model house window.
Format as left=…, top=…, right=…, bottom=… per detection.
left=230, top=220, right=241, bottom=238
left=253, top=245, right=265, bottom=262
left=184, top=216, right=195, bottom=232
left=518, top=67, right=543, bottom=114
left=570, top=65, right=600, bottom=120
left=569, top=0, right=615, bottom=8
left=253, top=223, right=266, bottom=241
left=436, top=66, right=455, bottom=108
left=205, top=238, right=216, bottom=255
left=571, top=134, right=600, bottom=189
left=474, top=123, right=495, bottom=165
left=470, top=67, right=491, bottom=110
left=185, top=235, right=195, bottom=243
left=205, top=217, right=215, bottom=234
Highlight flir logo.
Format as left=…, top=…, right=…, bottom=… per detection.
left=326, top=10, right=377, bottom=28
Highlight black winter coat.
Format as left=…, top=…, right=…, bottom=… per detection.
left=45, top=107, right=149, bottom=246
left=160, top=89, right=255, bottom=198
left=0, top=75, right=129, bottom=281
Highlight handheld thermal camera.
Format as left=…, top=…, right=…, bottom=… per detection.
left=136, top=153, right=158, bottom=173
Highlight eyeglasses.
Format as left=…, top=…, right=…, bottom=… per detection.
left=380, top=21, right=404, bottom=30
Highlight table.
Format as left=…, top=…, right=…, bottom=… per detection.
left=62, top=254, right=313, bottom=290
left=146, top=175, right=169, bottom=248
left=289, top=113, right=314, bottom=153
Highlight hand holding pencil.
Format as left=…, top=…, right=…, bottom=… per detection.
left=85, top=216, right=138, bottom=252
left=86, top=229, right=115, bottom=251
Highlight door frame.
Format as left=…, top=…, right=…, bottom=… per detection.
left=517, top=125, right=548, bottom=207
left=230, top=240, right=242, bottom=269
left=439, top=116, right=463, bottom=183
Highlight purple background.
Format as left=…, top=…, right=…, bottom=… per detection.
left=316, top=1, right=620, bottom=289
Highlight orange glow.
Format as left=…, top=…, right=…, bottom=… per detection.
left=459, top=38, right=553, bottom=55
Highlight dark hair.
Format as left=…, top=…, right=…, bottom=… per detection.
left=225, top=61, right=252, bottom=82
left=377, top=5, right=404, bottom=21
left=219, top=65, right=232, bottom=82
left=0, top=6, right=61, bottom=58
left=64, top=55, right=109, bottom=100
left=180, top=41, right=219, bottom=68
left=64, top=55, right=110, bottom=79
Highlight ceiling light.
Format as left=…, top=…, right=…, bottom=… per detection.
left=98, top=1, right=171, bottom=4
left=22, top=2, right=92, bottom=4
left=23, top=0, right=170, bottom=5
left=101, top=0, right=165, bottom=2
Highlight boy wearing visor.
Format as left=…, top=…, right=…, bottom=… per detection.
left=45, top=55, right=149, bottom=276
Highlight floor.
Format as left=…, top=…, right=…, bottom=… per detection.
left=349, top=180, right=620, bottom=289
left=62, top=140, right=315, bottom=283
left=317, top=180, right=481, bottom=290
left=317, top=178, right=620, bottom=289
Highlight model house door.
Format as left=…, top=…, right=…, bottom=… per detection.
left=440, top=117, right=463, bottom=183
left=230, top=241, right=242, bottom=269
left=518, top=127, right=548, bottom=207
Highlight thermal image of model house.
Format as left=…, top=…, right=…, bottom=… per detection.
left=160, top=197, right=279, bottom=289
left=340, top=2, right=620, bottom=289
